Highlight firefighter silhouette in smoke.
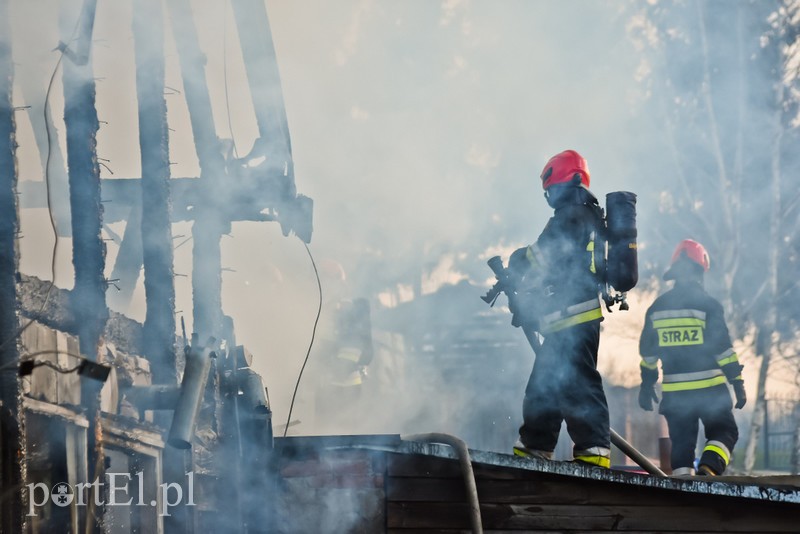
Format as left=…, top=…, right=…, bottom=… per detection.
left=638, top=239, right=746, bottom=476
left=508, top=150, right=612, bottom=468
left=313, top=260, right=375, bottom=433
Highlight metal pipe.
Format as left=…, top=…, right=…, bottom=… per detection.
left=167, top=338, right=215, bottom=448
left=403, top=433, right=483, bottom=534
left=610, top=429, right=667, bottom=477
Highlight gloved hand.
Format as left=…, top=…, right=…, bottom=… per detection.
left=638, top=384, right=659, bottom=411
left=732, top=380, right=747, bottom=409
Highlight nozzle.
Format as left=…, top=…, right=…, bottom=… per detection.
left=487, top=255, right=504, bottom=277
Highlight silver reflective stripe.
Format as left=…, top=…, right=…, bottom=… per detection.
left=541, top=298, right=601, bottom=324
left=715, top=348, right=735, bottom=364
left=705, top=440, right=731, bottom=462
left=651, top=309, right=707, bottom=321
left=573, top=446, right=610, bottom=458
left=671, top=467, right=695, bottom=476
left=663, top=369, right=723, bottom=383
left=641, top=356, right=659, bottom=366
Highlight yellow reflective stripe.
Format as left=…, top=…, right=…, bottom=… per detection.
left=573, top=455, right=611, bottom=468
left=542, top=307, right=602, bottom=333
left=331, top=372, right=363, bottom=387
left=652, top=318, right=706, bottom=329
left=662, top=375, right=727, bottom=392
left=703, top=444, right=730, bottom=465
left=526, top=244, right=545, bottom=269
left=586, top=238, right=596, bottom=274
left=337, top=347, right=362, bottom=362
left=717, top=353, right=739, bottom=366
left=640, top=359, right=658, bottom=370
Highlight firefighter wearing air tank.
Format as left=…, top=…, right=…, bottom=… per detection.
left=509, top=149, right=625, bottom=468
left=638, top=239, right=746, bottom=476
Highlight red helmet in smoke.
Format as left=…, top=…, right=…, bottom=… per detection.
left=664, top=239, right=710, bottom=280
left=318, top=258, right=348, bottom=303
left=540, top=150, right=590, bottom=190
left=319, top=258, right=347, bottom=283
left=671, top=239, right=710, bottom=271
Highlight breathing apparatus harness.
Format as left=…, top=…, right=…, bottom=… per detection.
left=481, top=190, right=638, bottom=319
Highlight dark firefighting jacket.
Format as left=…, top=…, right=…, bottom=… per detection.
left=329, top=298, right=374, bottom=387
left=508, top=196, right=604, bottom=334
left=639, top=280, right=743, bottom=395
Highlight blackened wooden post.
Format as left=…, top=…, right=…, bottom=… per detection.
left=167, top=2, right=230, bottom=531
left=133, top=0, right=177, bottom=399
left=133, top=1, right=191, bottom=531
left=167, top=0, right=227, bottom=344
left=62, top=2, right=107, bottom=369
left=230, top=0, right=294, bottom=164
left=60, top=1, right=107, bottom=531
left=0, top=1, right=25, bottom=530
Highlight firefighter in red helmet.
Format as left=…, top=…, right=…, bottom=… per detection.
left=638, top=239, right=746, bottom=476
left=509, top=149, right=611, bottom=468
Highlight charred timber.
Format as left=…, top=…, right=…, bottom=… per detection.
left=0, top=1, right=24, bottom=530
left=230, top=0, right=294, bottom=172
left=62, top=9, right=107, bottom=366
left=133, top=0, right=177, bottom=385
left=61, top=1, right=107, bottom=530
left=167, top=0, right=228, bottom=342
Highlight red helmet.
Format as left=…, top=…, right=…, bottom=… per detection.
left=540, top=150, right=590, bottom=190
left=670, top=239, right=710, bottom=272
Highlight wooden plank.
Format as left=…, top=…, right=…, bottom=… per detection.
left=387, top=502, right=799, bottom=532
left=386, top=476, right=693, bottom=507
left=386, top=531, right=750, bottom=534
left=388, top=453, right=531, bottom=480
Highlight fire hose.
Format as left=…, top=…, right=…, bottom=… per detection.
left=402, top=433, right=483, bottom=534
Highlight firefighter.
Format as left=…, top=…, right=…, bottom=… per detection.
left=312, top=260, right=375, bottom=432
left=638, top=239, right=746, bottom=476
left=509, top=149, right=611, bottom=468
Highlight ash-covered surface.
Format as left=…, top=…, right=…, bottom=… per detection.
left=276, top=434, right=800, bottom=505
left=19, top=274, right=143, bottom=355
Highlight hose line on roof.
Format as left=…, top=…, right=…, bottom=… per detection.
left=402, top=433, right=483, bottom=534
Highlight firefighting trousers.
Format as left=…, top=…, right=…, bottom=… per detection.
left=518, top=321, right=610, bottom=455
left=660, top=385, right=738, bottom=475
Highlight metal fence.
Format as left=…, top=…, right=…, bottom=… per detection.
left=763, top=398, right=800, bottom=471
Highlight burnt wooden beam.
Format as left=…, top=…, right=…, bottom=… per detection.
left=60, top=0, right=107, bottom=531
left=167, top=0, right=229, bottom=344
left=20, top=176, right=289, bottom=224
left=133, top=2, right=191, bottom=531
left=230, top=0, right=294, bottom=165
left=106, top=204, right=142, bottom=312
left=0, top=1, right=24, bottom=530
left=62, top=4, right=108, bottom=365
left=133, top=0, right=177, bottom=386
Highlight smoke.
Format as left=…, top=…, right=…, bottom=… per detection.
left=9, top=0, right=800, bottom=492
left=1, top=0, right=659, bottom=444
